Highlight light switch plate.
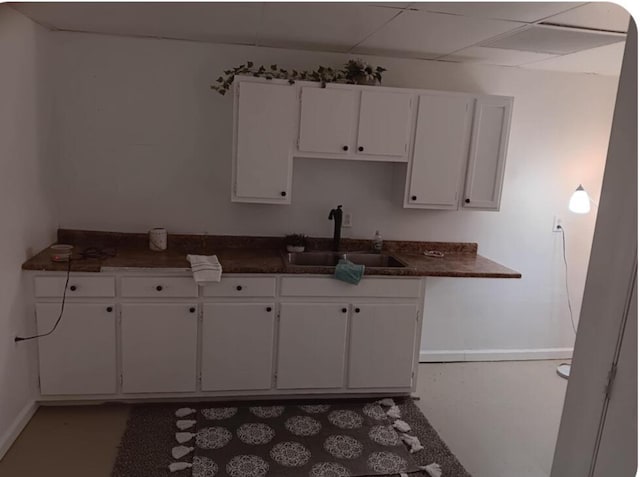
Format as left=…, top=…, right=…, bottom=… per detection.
left=343, top=212, right=353, bottom=228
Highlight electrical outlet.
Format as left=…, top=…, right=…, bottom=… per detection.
left=343, top=212, right=353, bottom=228
left=553, top=216, right=563, bottom=232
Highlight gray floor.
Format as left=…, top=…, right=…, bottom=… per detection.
left=415, top=360, right=568, bottom=477
left=0, top=360, right=568, bottom=477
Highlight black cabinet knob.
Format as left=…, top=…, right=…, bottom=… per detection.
left=281, top=191, right=287, bottom=197
left=342, top=146, right=349, bottom=151
left=69, top=285, right=77, bottom=291
left=465, top=198, right=470, bottom=204
left=106, top=306, right=113, bottom=313
left=358, top=146, right=364, bottom=152
left=341, top=308, right=347, bottom=313
left=411, top=195, right=417, bottom=201
left=266, top=307, right=272, bottom=312
left=355, top=307, right=361, bottom=313
left=236, top=285, right=243, bottom=291
left=156, top=285, right=163, bottom=291
left=189, top=307, right=196, bottom=313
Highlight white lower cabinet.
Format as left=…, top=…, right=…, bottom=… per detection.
left=348, top=303, right=418, bottom=389
left=202, top=303, right=275, bottom=391
left=37, top=303, right=117, bottom=395
left=33, top=273, right=423, bottom=399
left=277, top=303, right=349, bottom=389
left=121, top=303, right=198, bottom=393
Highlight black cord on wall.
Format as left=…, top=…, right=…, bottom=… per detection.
left=558, top=225, right=578, bottom=335
left=15, top=259, right=72, bottom=343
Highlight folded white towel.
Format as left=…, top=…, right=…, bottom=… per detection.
left=187, top=254, right=222, bottom=284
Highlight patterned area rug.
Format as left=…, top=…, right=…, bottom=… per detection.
left=112, top=398, right=471, bottom=477
left=187, top=401, right=419, bottom=477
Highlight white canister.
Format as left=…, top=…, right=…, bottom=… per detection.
left=149, top=228, right=167, bottom=251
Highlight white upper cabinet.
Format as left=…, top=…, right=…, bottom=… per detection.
left=233, top=81, right=296, bottom=204
left=406, top=94, right=474, bottom=209
left=356, top=90, right=412, bottom=157
left=462, top=96, right=513, bottom=211
left=298, top=87, right=357, bottom=155
left=231, top=78, right=513, bottom=210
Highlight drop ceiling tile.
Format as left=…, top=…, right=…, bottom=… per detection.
left=257, top=3, right=400, bottom=51
left=441, top=45, right=557, bottom=66
left=542, top=2, right=630, bottom=32
left=409, top=2, right=584, bottom=22
left=521, top=40, right=626, bottom=75
left=482, top=24, right=625, bottom=54
left=12, top=2, right=263, bottom=44
left=354, top=9, right=525, bottom=59
left=366, top=2, right=413, bottom=9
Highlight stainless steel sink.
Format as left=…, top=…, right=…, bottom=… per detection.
left=284, top=251, right=408, bottom=269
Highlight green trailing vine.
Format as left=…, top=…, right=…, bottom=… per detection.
left=211, top=59, right=386, bottom=95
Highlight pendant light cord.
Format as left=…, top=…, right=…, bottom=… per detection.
left=15, top=259, right=72, bottom=343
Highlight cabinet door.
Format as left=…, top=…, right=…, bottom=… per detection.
left=121, top=304, right=198, bottom=393
left=234, top=81, right=296, bottom=203
left=277, top=303, right=349, bottom=389
left=298, top=87, right=357, bottom=154
left=202, top=303, right=275, bottom=391
left=357, top=90, right=412, bottom=157
left=348, top=303, right=418, bottom=389
left=407, top=94, right=473, bottom=209
left=37, top=303, right=116, bottom=395
left=462, top=96, right=513, bottom=210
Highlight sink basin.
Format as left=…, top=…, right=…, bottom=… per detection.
left=284, top=252, right=408, bottom=269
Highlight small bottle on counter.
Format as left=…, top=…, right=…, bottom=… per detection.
left=373, top=230, right=383, bottom=253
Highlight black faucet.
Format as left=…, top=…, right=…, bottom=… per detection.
left=328, top=205, right=343, bottom=252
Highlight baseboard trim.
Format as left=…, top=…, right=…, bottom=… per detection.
left=420, top=348, right=574, bottom=362
left=0, top=400, right=38, bottom=461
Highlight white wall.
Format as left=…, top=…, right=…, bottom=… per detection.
left=51, top=32, right=618, bottom=358
left=0, top=7, right=57, bottom=456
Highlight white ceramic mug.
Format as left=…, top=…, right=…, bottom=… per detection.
left=149, top=228, right=167, bottom=251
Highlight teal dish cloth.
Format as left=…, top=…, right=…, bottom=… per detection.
left=334, top=259, right=365, bottom=285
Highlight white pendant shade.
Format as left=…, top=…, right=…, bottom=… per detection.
left=568, top=184, right=591, bottom=214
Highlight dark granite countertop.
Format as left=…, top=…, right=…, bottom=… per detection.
left=22, top=230, right=521, bottom=279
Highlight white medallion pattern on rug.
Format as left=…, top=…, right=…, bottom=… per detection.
left=196, top=427, right=233, bottom=449
left=236, top=423, right=276, bottom=445
left=225, top=455, right=270, bottom=477
left=201, top=407, right=238, bottom=420
left=323, top=435, right=364, bottom=459
left=249, top=406, right=286, bottom=419
left=284, top=416, right=322, bottom=436
left=362, top=403, right=387, bottom=421
left=368, top=425, right=400, bottom=446
left=269, top=441, right=312, bottom=467
left=298, top=404, right=331, bottom=414
left=328, top=410, right=364, bottom=429
left=192, top=456, right=218, bottom=477
left=309, top=461, right=352, bottom=477
left=366, top=451, right=408, bottom=474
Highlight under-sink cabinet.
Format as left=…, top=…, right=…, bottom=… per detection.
left=231, top=77, right=513, bottom=210
left=277, top=302, right=350, bottom=390
left=30, top=272, right=425, bottom=401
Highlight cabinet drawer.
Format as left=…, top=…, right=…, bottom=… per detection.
left=280, top=277, right=422, bottom=298
left=121, top=277, right=198, bottom=298
left=35, top=276, right=115, bottom=298
left=201, top=277, right=276, bottom=297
